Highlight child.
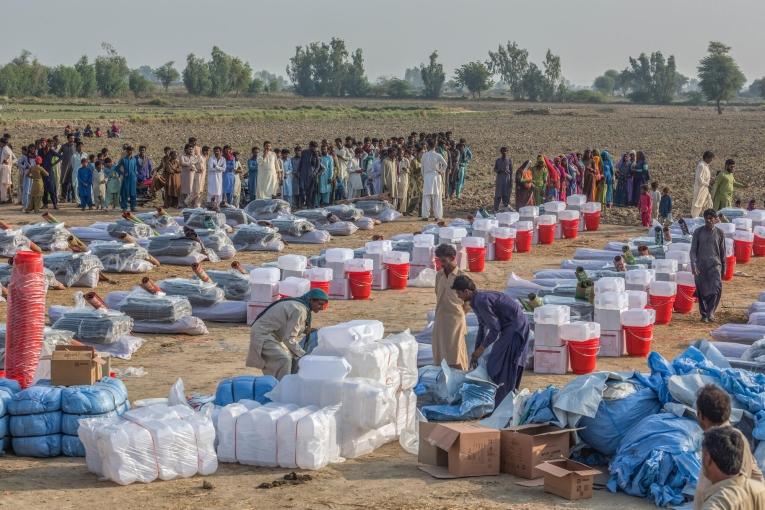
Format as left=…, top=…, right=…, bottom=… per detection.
left=650, top=181, right=661, bottom=220
left=621, top=245, right=636, bottom=265
left=93, top=160, right=106, bottom=210
left=77, top=158, right=93, bottom=210
left=281, top=148, right=293, bottom=205
left=639, top=184, right=652, bottom=227
left=104, top=157, right=121, bottom=209
left=25, top=156, right=48, bottom=213
left=659, top=187, right=673, bottom=222
left=637, top=245, right=653, bottom=259
left=613, top=255, right=626, bottom=272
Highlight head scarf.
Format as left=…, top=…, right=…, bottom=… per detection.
left=253, top=288, right=328, bottom=332
left=534, top=155, right=545, bottom=169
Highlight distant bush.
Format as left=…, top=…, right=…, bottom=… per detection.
left=682, top=91, right=706, bottom=106
left=566, top=89, right=605, bottom=103
left=145, top=98, right=169, bottom=106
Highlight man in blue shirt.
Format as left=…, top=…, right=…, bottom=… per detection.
left=114, top=146, right=139, bottom=212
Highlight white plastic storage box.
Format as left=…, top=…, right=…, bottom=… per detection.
left=365, top=240, right=393, bottom=254
left=544, top=201, right=566, bottom=214
left=250, top=267, right=280, bottom=285
left=676, top=271, right=695, bottom=287
left=649, top=281, right=677, bottom=297
left=716, top=223, right=736, bottom=236
left=534, top=304, right=570, bottom=325
left=496, top=212, right=519, bottom=226
left=653, top=259, right=678, bottom=274
left=594, top=291, right=629, bottom=310
left=558, top=210, right=579, bottom=221
left=537, top=214, right=556, bottom=226
left=599, top=330, right=626, bottom=357
left=306, top=267, right=333, bottom=282
left=278, top=255, right=307, bottom=272
left=581, top=202, right=602, bottom=213
left=461, top=236, right=485, bottom=248
left=279, top=277, right=311, bottom=297
left=515, top=221, right=533, bottom=232
left=492, top=227, right=516, bottom=239
left=344, top=258, right=373, bottom=272
left=595, top=277, right=626, bottom=295
left=560, top=321, right=600, bottom=342
left=438, top=227, right=467, bottom=242
left=567, top=195, right=587, bottom=208
left=413, top=234, right=435, bottom=247
left=621, top=308, right=656, bottom=327
left=733, top=218, right=752, bottom=232
left=325, top=248, right=354, bottom=263
left=382, top=251, right=410, bottom=265
left=534, top=345, right=568, bottom=374
left=626, top=290, right=648, bottom=309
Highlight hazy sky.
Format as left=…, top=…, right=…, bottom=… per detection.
left=3, top=0, right=764, bottom=86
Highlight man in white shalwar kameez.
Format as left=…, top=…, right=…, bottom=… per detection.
left=421, top=140, right=447, bottom=221
left=206, top=146, right=225, bottom=205
left=256, top=142, right=279, bottom=199
left=691, top=151, right=714, bottom=217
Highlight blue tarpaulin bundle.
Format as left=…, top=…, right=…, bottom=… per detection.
left=0, top=378, right=21, bottom=454
left=420, top=380, right=497, bottom=421
left=214, top=375, right=278, bottom=406
left=607, top=413, right=702, bottom=507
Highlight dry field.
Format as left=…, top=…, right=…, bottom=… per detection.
left=1, top=98, right=764, bottom=509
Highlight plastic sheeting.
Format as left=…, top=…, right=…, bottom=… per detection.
left=283, top=230, right=331, bottom=244
left=355, top=217, right=375, bottom=230
left=269, top=216, right=316, bottom=236
left=21, top=223, right=70, bottom=251
left=192, top=228, right=236, bottom=260
left=52, top=309, right=134, bottom=344
left=157, top=278, right=224, bottom=307
left=710, top=324, right=765, bottom=344
left=0, top=228, right=31, bottom=256
left=607, top=413, right=702, bottom=507
left=89, top=241, right=155, bottom=273
left=0, top=264, right=61, bottom=290
left=106, top=220, right=154, bottom=240
left=202, top=270, right=250, bottom=301
left=326, top=204, right=364, bottom=221
left=230, top=224, right=283, bottom=252
left=219, top=206, right=249, bottom=226
left=560, top=259, right=614, bottom=270
left=192, top=301, right=247, bottom=323
left=319, top=221, right=358, bottom=236
left=408, top=268, right=437, bottom=288
left=243, top=199, right=292, bottom=220
left=78, top=404, right=217, bottom=485
left=183, top=209, right=227, bottom=230
left=214, top=375, right=278, bottom=406
left=8, top=384, right=63, bottom=457
left=43, top=252, right=103, bottom=287
left=119, top=288, right=192, bottom=323
left=147, top=234, right=203, bottom=257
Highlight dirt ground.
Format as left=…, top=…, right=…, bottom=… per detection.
left=1, top=202, right=764, bottom=510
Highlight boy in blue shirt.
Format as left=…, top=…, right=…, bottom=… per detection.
left=77, top=157, right=94, bottom=210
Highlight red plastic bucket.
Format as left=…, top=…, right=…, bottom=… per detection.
left=567, top=339, right=599, bottom=374
left=584, top=211, right=601, bottom=231
left=347, top=270, right=373, bottom=300
left=494, top=237, right=514, bottom=261
left=754, top=235, right=765, bottom=257
left=624, top=325, right=654, bottom=356
left=734, top=239, right=753, bottom=264
left=723, top=255, right=735, bottom=281
left=673, top=284, right=696, bottom=314
left=537, top=224, right=555, bottom=245
left=516, top=230, right=532, bottom=253
left=648, top=294, right=675, bottom=324
left=310, top=280, right=331, bottom=309
left=561, top=219, right=579, bottom=239
left=466, top=247, right=486, bottom=272
left=387, top=263, right=410, bottom=289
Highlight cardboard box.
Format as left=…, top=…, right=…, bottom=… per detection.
left=419, top=422, right=501, bottom=478
left=249, top=282, right=279, bottom=303
left=325, top=261, right=347, bottom=281
left=535, top=459, right=602, bottom=500
left=372, top=269, right=388, bottom=291
left=534, top=323, right=564, bottom=347
left=594, top=307, right=625, bottom=331
left=599, top=329, right=626, bottom=357
left=247, top=302, right=269, bottom=325
left=329, top=278, right=351, bottom=300
left=500, top=423, right=579, bottom=479
left=533, top=345, right=568, bottom=374
left=51, top=345, right=105, bottom=386
left=412, top=246, right=435, bottom=265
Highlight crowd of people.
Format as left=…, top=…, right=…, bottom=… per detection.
left=0, top=129, right=474, bottom=219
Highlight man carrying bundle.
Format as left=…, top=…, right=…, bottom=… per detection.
left=246, top=289, right=329, bottom=379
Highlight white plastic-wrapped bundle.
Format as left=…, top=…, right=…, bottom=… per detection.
left=235, top=403, right=298, bottom=466
left=231, top=224, right=284, bottom=252
left=158, top=278, right=225, bottom=307
left=381, top=331, right=418, bottom=390
left=0, top=228, right=31, bottom=256
left=295, top=406, right=341, bottom=469
left=215, top=400, right=261, bottom=463
left=107, top=220, right=154, bottom=240
left=22, top=222, right=70, bottom=251
left=43, top=252, right=104, bottom=287
left=317, top=320, right=385, bottom=352
left=313, top=341, right=398, bottom=387
left=276, top=406, right=317, bottom=468
left=340, top=422, right=397, bottom=459
left=395, top=389, right=417, bottom=436
left=78, top=404, right=217, bottom=485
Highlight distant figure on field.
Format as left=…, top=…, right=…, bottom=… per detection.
left=692, top=151, right=715, bottom=217
left=493, top=147, right=513, bottom=212
left=711, top=159, right=744, bottom=211
left=421, top=139, right=447, bottom=221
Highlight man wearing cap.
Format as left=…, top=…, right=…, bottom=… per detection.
left=690, top=208, right=726, bottom=322
left=247, top=289, right=329, bottom=379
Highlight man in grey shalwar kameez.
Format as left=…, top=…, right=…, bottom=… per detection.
left=493, top=147, right=513, bottom=212
left=690, top=209, right=726, bottom=322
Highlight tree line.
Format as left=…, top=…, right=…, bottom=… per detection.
left=0, top=39, right=759, bottom=112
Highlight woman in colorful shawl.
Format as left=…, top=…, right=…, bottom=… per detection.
left=514, top=160, right=534, bottom=210
left=626, top=150, right=637, bottom=206
left=582, top=150, right=597, bottom=202
left=566, top=153, right=580, bottom=197
left=555, top=156, right=568, bottom=203
left=531, top=155, right=548, bottom=205
left=631, top=151, right=649, bottom=206
left=544, top=156, right=559, bottom=202
left=614, top=153, right=630, bottom=207
left=600, top=151, right=615, bottom=208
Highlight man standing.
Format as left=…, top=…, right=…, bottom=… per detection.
left=382, top=147, right=398, bottom=203
left=698, top=426, right=765, bottom=509
left=421, top=139, right=447, bottom=221
left=70, top=141, right=88, bottom=204
left=690, top=209, right=726, bottom=322
left=432, top=244, right=469, bottom=370
left=256, top=141, right=279, bottom=199
left=296, top=142, right=320, bottom=209
left=58, top=133, right=76, bottom=202
left=114, top=146, right=139, bottom=212
left=333, top=138, right=351, bottom=201
left=38, top=140, right=63, bottom=209
left=452, top=274, right=531, bottom=406
left=246, top=289, right=328, bottom=379
left=180, top=144, right=199, bottom=207
left=206, top=146, right=225, bottom=206
left=692, top=151, right=715, bottom=217
left=694, top=385, right=762, bottom=510
left=406, top=145, right=423, bottom=216
left=493, top=147, right=513, bottom=212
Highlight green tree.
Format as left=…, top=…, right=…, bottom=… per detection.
left=94, top=43, right=129, bottom=97
left=248, top=78, right=264, bottom=96
left=287, top=38, right=368, bottom=97
left=345, top=48, right=369, bottom=97
left=697, top=41, right=747, bottom=114
left=541, top=50, right=563, bottom=101
left=154, top=61, right=180, bottom=92
left=520, top=63, right=545, bottom=102
left=208, top=46, right=234, bottom=97
left=229, top=57, right=253, bottom=97
left=48, top=65, right=83, bottom=97
left=385, top=78, right=413, bottom=98
left=0, top=50, right=49, bottom=97
left=593, top=74, right=616, bottom=95
left=182, top=53, right=211, bottom=95
left=620, top=51, right=683, bottom=104
left=454, top=61, right=493, bottom=99
left=75, top=56, right=97, bottom=97
left=487, top=41, right=529, bottom=99
left=128, top=69, right=154, bottom=97
left=420, top=50, right=445, bottom=99
left=404, top=66, right=424, bottom=90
